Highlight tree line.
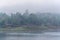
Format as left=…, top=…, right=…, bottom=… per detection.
left=0, top=10, right=60, bottom=27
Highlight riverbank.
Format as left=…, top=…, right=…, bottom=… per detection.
left=0, top=26, right=46, bottom=33
left=0, top=26, right=59, bottom=33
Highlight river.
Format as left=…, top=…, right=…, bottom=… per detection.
left=0, top=32, right=60, bottom=40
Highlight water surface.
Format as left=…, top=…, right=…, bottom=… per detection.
left=0, top=32, right=60, bottom=40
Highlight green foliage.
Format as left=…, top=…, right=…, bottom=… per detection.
left=0, top=11, right=60, bottom=28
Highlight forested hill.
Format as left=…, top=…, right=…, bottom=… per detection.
left=0, top=11, right=60, bottom=28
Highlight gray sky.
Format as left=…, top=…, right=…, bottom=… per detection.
left=0, top=0, right=60, bottom=14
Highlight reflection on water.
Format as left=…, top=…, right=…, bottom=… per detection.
left=0, top=32, right=60, bottom=40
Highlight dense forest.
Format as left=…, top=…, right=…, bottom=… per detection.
left=0, top=10, right=60, bottom=28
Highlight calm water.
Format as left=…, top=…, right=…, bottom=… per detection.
left=0, top=32, right=60, bottom=40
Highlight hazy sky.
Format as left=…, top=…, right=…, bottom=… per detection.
left=0, top=0, right=60, bottom=14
